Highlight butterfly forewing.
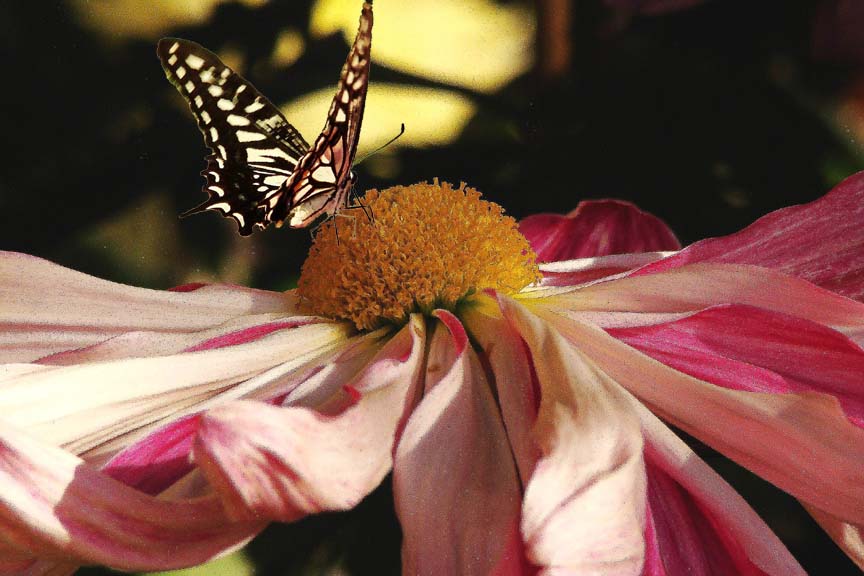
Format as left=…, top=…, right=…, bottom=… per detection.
left=263, top=1, right=373, bottom=228
left=157, top=38, right=310, bottom=235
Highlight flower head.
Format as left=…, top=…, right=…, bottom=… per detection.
left=3, top=177, right=864, bottom=574
left=298, top=180, right=541, bottom=329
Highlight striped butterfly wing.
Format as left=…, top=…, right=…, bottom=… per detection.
left=263, top=1, right=373, bottom=229
left=157, top=38, right=310, bottom=235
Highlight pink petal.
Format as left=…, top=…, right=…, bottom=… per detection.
left=394, top=310, right=525, bottom=575
left=636, top=402, right=804, bottom=575
left=519, top=200, right=680, bottom=263
left=537, top=252, right=673, bottom=287
left=462, top=306, right=541, bottom=485
left=99, top=328, right=382, bottom=497
left=535, top=308, right=864, bottom=528
left=499, top=297, right=647, bottom=575
left=0, top=322, right=352, bottom=462
left=0, top=251, right=297, bottom=363
left=547, top=263, right=864, bottom=340
left=37, top=316, right=320, bottom=365
left=192, top=317, right=426, bottom=522
left=608, top=304, right=864, bottom=427
left=635, top=172, right=864, bottom=301
left=0, top=419, right=260, bottom=572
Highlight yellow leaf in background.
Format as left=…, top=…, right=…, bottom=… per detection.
left=311, top=0, right=535, bottom=93
left=281, top=83, right=476, bottom=153
left=69, top=0, right=268, bottom=39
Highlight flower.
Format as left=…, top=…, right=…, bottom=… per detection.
left=2, top=177, right=864, bottom=574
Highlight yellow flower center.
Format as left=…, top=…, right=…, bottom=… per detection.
left=297, top=181, right=542, bottom=330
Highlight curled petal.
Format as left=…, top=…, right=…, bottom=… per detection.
left=519, top=200, right=680, bottom=263
left=193, top=317, right=426, bottom=522
left=394, top=310, right=525, bottom=575
left=500, top=297, right=647, bottom=575
left=0, top=251, right=297, bottom=362
left=636, top=402, right=804, bottom=575
left=535, top=308, right=864, bottom=527
left=636, top=171, right=864, bottom=301
left=0, top=419, right=260, bottom=572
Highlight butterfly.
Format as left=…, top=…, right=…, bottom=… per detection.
left=157, top=1, right=373, bottom=235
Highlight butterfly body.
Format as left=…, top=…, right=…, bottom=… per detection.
left=157, top=1, right=373, bottom=235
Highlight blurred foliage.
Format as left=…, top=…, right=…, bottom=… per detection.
left=2, top=0, right=864, bottom=573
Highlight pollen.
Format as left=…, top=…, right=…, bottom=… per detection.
left=297, top=181, right=542, bottom=330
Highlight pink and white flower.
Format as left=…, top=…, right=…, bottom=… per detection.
left=1, top=176, right=863, bottom=574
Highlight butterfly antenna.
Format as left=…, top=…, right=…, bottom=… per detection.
left=353, top=123, right=405, bottom=166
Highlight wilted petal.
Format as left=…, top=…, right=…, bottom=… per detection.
left=636, top=172, right=864, bottom=301
left=500, top=297, right=646, bottom=575
left=0, top=251, right=297, bottom=362
left=394, top=310, right=524, bottom=575
left=636, top=401, right=804, bottom=575
left=192, top=316, right=426, bottom=522
left=535, top=308, right=864, bottom=528
left=0, top=419, right=260, bottom=572
left=608, top=304, right=864, bottom=427
left=519, top=200, right=680, bottom=263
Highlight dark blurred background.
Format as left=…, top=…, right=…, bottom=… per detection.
left=2, top=0, right=863, bottom=573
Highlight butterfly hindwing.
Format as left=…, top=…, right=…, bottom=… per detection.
left=157, top=38, right=310, bottom=235
left=263, top=1, right=373, bottom=228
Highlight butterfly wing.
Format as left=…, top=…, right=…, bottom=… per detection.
left=262, top=1, right=374, bottom=229
left=157, top=38, right=310, bottom=235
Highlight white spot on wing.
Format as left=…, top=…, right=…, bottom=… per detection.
left=264, top=175, right=286, bottom=186
left=201, top=110, right=211, bottom=123
left=336, top=109, right=347, bottom=123
left=234, top=213, right=246, bottom=228
left=289, top=195, right=330, bottom=227
left=168, top=42, right=179, bottom=54
left=227, top=114, right=251, bottom=126
left=208, top=85, right=224, bottom=97
left=208, top=185, right=225, bottom=196
left=208, top=202, right=231, bottom=213
left=247, top=147, right=294, bottom=163
left=176, top=66, right=187, bottom=79
left=311, top=166, right=336, bottom=184
left=184, top=80, right=195, bottom=92
left=245, top=100, right=265, bottom=113
left=237, top=130, right=267, bottom=142
left=217, top=99, right=235, bottom=111
left=201, top=68, right=215, bottom=83
left=194, top=95, right=204, bottom=108
left=217, top=145, right=227, bottom=159
left=185, top=54, right=205, bottom=70
left=340, top=91, right=349, bottom=104
left=167, top=54, right=178, bottom=65
left=209, top=127, right=219, bottom=142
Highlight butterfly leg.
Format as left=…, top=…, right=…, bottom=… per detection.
left=346, top=188, right=374, bottom=223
